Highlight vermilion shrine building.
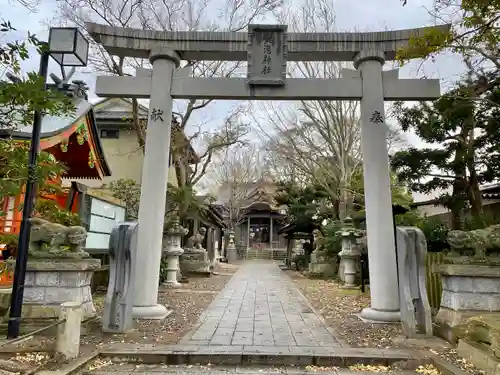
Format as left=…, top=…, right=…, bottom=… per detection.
left=0, top=97, right=112, bottom=284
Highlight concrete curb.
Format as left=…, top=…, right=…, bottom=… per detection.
left=429, top=354, right=471, bottom=375
left=35, top=351, right=99, bottom=375
left=32, top=346, right=471, bottom=375
left=98, top=346, right=426, bottom=367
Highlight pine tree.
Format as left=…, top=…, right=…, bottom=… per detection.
left=391, top=74, right=500, bottom=229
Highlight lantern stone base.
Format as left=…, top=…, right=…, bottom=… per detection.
left=435, top=263, right=500, bottom=342
left=340, top=284, right=360, bottom=290
left=180, top=249, right=211, bottom=276
left=339, top=252, right=361, bottom=289
left=338, top=259, right=346, bottom=282
left=163, top=251, right=183, bottom=288
left=227, top=246, right=238, bottom=263
left=6, top=258, right=101, bottom=319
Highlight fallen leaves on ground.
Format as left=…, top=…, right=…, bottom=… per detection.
left=86, top=358, right=112, bottom=372
left=12, top=352, right=49, bottom=364
left=431, top=348, right=483, bottom=374
left=0, top=264, right=237, bottom=375
left=416, top=364, right=441, bottom=375
left=287, top=271, right=483, bottom=375
left=304, top=365, right=339, bottom=372
left=349, top=364, right=391, bottom=372
left=81, top=272, right=234, bottom=347
left=0, top=352, right=51, bottom=375
left=287, top=271, right=401, bottom=348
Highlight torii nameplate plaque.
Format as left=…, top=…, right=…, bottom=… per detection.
left=247, top=24, right=287, bottom=86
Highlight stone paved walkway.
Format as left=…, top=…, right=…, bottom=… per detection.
left=181, top=261, right=341, bottom=347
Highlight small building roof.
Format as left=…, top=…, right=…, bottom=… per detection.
left=277, top=219, right=319, bottom=237
left=196, top=200, right=226, bottom=229
left=0, top=98, right=111, bottom=179
left=411, top=183, right=500, bottom=208
left=92, top=98, right=200, bottom=164
left=356, top=204, right=410, bottom=222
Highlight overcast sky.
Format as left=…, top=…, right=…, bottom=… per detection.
left=2, top=0, right=466, bottom=200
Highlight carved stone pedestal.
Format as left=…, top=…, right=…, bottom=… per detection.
left=308, top=252, right=334, bottom=278
left=8, top=258, right=101, bottom=319
left=180, top=249, right=211, bottom=276
left=308, top=229, right=334, bottom=278
left=436, top=263, right=500, bottom=338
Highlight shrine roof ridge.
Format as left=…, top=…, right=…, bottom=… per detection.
left=85, top=22, right=451, bottom=62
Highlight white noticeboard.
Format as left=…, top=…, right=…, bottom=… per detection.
left=247, top=24, right=287, bottom=86
left=85, top=197, right=126, bottom=250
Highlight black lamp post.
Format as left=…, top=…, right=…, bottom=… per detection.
left=7, top=27, right=89, bottom=339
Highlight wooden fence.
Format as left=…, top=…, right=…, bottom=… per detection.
left=425, top=252, right=445, bottom=311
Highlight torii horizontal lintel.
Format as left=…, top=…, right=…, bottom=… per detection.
left=86, top=22, right=451, bottom=62
left=95, top=76, right=440, bottom=101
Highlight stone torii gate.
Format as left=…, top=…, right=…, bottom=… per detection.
left=86, top=22, right=449, bottom=323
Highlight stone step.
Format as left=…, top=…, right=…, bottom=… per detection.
left=85, top=363, right=420, bottom=375
left=98, top=344, right=430, bottom=367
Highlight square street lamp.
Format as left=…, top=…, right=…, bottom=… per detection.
left=7, top=27, right=89, bottom=339
left=48, top=27, right=89, bottom=67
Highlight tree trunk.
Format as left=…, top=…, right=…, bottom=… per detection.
left=450, top=136, right=468, bottom=230
left=172, top=150, right=190, bottom=222
left=131, top=98, right=146, bottom=152
left=465, top=118, right=483, bottom=218
left=468, top=169, right=483, bottom=218
left=333, top=199, right=340, bottom=221
left=450, top=179, right=466, bottom=230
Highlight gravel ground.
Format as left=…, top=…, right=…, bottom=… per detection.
left=82, top=265, right=237, bottom=347
left=286, top=271, right=483, bottom=375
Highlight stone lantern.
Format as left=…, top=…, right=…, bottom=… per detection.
left=226, top=231, right=237, bottom=263
left=162, top=216, right=186, bottom=287
left=337, top=217, right=363, bottom=288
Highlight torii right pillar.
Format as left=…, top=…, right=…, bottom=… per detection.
left=355, top=49, right=400, bottom=323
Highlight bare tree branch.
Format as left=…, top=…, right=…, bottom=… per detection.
left=53, top=0, right=280, bottom=220
left=205, top=144, right=266, bottom=228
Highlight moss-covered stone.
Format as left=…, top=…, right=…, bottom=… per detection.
left=446, top=225, right=500, bottom=263
left=464, top=315, right=500, bottom=358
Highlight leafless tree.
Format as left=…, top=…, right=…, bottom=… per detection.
left=10, top=0, right=40, bottom=13
left=255, top=0, right=358, bottom=219
left=207, top=144, right=264, bottom=229
left=255, top=0, right=405, bottom=219
left=54, top=0, right=280, bottom=198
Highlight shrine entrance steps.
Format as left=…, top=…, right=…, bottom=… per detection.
left=89, top=262, right=432, bottom=374
left=240, top=248, right=287, bottom=263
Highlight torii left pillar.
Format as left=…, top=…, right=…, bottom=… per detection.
left=132, top=48, right=180, bottom=319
